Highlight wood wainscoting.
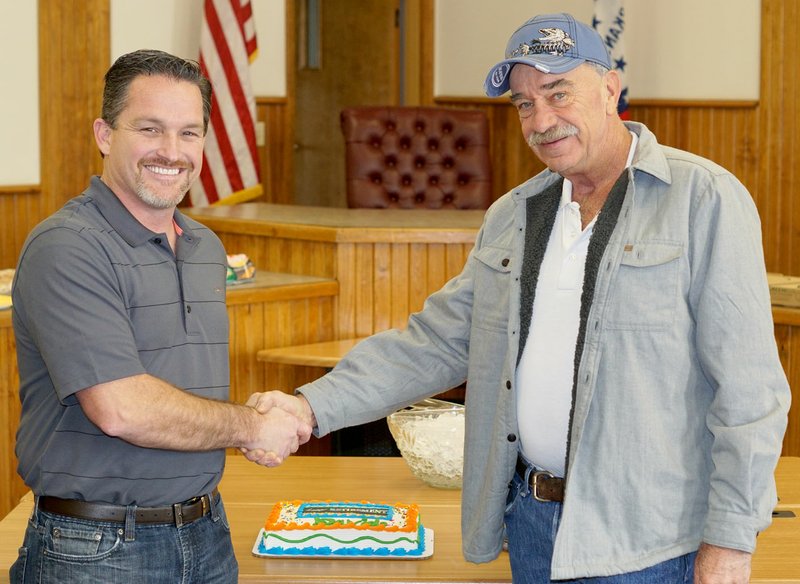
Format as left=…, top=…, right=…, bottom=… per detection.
left=0, top=187, right=43, bottom=269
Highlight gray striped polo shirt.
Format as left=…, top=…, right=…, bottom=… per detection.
left=12, top=176, right=230, bottom=506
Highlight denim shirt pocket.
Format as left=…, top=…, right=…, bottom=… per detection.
left=606, top=241, right=683, bottom=331
left=472, top=245, right=512, bottom=333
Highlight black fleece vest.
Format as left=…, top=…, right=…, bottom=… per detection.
left=516, top=171, right=630, bottom=473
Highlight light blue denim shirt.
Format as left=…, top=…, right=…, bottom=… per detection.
left=298, top=122, right=790, bottom=579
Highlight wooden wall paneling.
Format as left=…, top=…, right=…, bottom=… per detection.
left=39, top=0, right=108, bottom=218
left=336, top=243, right=357, bottom=338
left=227, top=297, right=332, bottom=459
left=373, top=243, right=392, bottom=334
left=426, top=243, right=446, bottom=293
left=408, top=243, right=429, bottom=314
left=0, top=188, right=43, bottom=269
left=256, top=99, right=294, bottom=205
left=228, top=301, right=266, bottom=404
left=226, top=290, right=336, bottom=457
left=389, top=244, right=411, bottom=330
left=758, top=0, right=799, bottom=275
left=354, top=244, right=375, bottom=337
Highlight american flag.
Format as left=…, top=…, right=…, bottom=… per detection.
left=593, top=0, right=629, bottom=119
left=190, top=0, right=262, bottom=206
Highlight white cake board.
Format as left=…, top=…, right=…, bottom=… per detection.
left=252, top=527, right=434, bottom=560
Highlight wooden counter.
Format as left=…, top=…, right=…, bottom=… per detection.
left=0, top=308, right=21, bottom=526
left=223, top=272, right=338, bottom=406
left=1, top=456, right=799, bottom=583
left=776, top=456, right=800, bottom=508
left=186, top=204, right=484, bottom=339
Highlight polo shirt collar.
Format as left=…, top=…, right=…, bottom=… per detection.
left=86, top=175, right=198, bottom=248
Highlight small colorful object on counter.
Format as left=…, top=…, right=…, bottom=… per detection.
left=0, top=269, right=14, bottom=295
left=226, top=254, right=256, bottom=285
left=0, top=269, right=13, bottom=309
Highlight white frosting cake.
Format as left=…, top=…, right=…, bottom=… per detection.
left=256, top=500, right=429, bottom=557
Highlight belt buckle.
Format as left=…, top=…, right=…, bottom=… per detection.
left=531, top=470, right=555, bottom=502
left=173, top=502, right=184, bottom=528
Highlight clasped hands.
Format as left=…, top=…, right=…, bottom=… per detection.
left=240, top=391, right=316, bottom=467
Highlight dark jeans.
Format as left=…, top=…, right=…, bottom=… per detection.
left=504, top=473, right=696, bottom=583
left=10, top=493, right=238, bottom=584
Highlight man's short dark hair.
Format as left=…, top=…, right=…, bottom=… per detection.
left=102, top=49, right=212, bottom=133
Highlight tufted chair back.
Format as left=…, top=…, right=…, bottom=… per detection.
left=340, top=106, right=493, bottom=209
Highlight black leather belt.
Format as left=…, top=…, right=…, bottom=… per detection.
left=38, top=488, right=218, bottom=527
left=516, top=456, right=565, bottom=502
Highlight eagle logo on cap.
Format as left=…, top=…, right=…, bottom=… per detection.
left=511, top=27, right=575, bottom=58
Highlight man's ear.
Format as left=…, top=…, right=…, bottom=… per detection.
left=603, top=69, right=622, bottom=116
left=93, top=118, right=112, bottom=156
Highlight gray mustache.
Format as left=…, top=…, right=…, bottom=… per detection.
left=527, top=125, right=578, bottom=146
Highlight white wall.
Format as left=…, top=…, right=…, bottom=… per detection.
left=0, top=0, right=761, bottom=186
left=0, top=0, right=39, bottom=185
left=435, top=0, right=760, bottom=100
left=110, top=0, right=286, bottom=96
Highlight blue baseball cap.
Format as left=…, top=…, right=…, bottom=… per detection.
left=484, top=13, right=612, bottom=97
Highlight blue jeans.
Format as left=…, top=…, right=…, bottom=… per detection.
left=504, top=472, right=696, bottom=583
left=9, top=493, right=237, bottom=584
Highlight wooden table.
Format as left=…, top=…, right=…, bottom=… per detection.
left=257, top=337, right=366, bottom=368
left=0, top=456, right=510, bottom=583
left=255, top=337, right=465, bottom=406
left=2, top=457, right=800, bottom=583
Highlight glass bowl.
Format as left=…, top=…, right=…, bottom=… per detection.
left=387, top=398, right=465, bottom=489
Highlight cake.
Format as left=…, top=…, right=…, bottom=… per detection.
left=255, top=500, right=432, bottom=558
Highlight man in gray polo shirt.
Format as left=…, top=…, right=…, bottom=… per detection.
left=9, top=50, right=310, bottom=583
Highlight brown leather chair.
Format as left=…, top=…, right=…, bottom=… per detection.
left=340, top=106, right=492, bottom=209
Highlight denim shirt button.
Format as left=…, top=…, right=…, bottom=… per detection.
left=507, top=433, right=517, bottom=442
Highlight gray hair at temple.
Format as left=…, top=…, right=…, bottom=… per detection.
left=101, top=49, right=213, bottom=134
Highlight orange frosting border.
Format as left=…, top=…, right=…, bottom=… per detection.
left=265, top=500, right=419, bottom=534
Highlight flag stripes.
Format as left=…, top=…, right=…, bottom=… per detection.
left=190, top=0, right=262, bottom=206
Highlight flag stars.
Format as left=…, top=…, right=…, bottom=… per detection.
left=615, top=56, right=627, bottom=72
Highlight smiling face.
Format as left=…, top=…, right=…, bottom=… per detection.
left=93, top=74, right=205, bottom=213
left=509, top=62, right=622, bottom=183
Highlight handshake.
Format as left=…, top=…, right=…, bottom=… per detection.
left=240, top=391, right=317, bottom=468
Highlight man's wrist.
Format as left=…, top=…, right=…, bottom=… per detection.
left=297, top=394, right=317, bottom=428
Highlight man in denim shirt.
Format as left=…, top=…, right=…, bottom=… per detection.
left=254, top=13, right=791, bottom=583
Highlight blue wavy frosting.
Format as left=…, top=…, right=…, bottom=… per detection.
left=259, top=524, right=426, bottom=557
